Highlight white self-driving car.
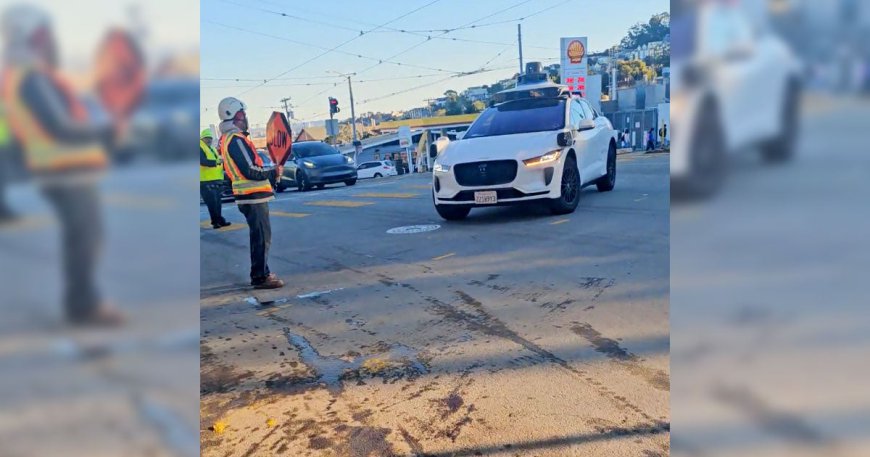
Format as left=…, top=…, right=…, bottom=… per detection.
left=670, top=1, right=802, bottom=197
left=432, top=81, right=618, bottom=220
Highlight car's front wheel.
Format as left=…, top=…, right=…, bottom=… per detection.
left=549, top=155, right=581, bottom=215
left=345, top=179, right=357, bottom=186
left=296, top=171, right=311, bottom=192
left=596, top=143, right=617, bottom=192
left=761, top=79, right=799, bottom=163
left=433, top=192, right=470, bottom=220
left=374, top=173, right=382, bottom=178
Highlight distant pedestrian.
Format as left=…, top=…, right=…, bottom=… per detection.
left=622, top=128, right=629, bottom=148
left=200, top=129, right=230, bottom=229
left=659, top=124, right=668, bottom=148
left=646, top=128, right=656, bottom=151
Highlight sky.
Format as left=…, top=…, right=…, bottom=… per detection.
left=200, top=0, right=669, bottom=130
left=1, top=0, right=199, bottom=69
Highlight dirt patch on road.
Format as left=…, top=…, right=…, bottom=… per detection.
left=571, top=323, right=670, bottom=391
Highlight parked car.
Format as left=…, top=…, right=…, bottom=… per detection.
left=432, top=79, right=617, bottom=220
left=356, top=160, right=397, bottom=179
left=277, top=142, right=357, bottom=192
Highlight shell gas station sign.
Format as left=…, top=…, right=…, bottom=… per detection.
left=559, top=37, right=588, bottom=96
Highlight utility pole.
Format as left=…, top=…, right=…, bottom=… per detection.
left=347, top=75, right=359, bottom=164
left=280, top=97, right=293, bottom=120
left=611, top=46, right=618, bottom=102
left=517, top=23, right=524, bottom=73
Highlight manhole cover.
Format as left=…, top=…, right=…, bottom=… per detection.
left=387, top=224, right=440, bottom=234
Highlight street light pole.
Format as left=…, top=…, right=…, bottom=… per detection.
left=347, top=75, right=359, bottom=164
left=517, top=23, right=524, bottom=73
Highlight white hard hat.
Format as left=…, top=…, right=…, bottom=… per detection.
left=218, top=97, right=246, bottom=121
left=1, top=4, right=51, bottom=47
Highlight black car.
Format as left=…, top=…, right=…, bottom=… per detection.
left=278, top=142, right=357, bottom=192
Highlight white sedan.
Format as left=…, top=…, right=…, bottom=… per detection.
left=356, top=160, right=398, bottom=179
left=432, top=81, right=617, bottom=220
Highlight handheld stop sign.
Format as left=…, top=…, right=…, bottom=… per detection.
left=94, top=28, right=146, bottom=121
left=266, top=111, right=293, bottom=166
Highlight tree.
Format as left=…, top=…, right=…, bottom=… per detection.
left=444, top=89, right=459, bottom=100
left=434, top=108, right=447, bottom=117
left=617, top=59, right=656, bottom=85
left=619, top=12, right=670, bottom=50
left=471, top=100, right=486, bottom=113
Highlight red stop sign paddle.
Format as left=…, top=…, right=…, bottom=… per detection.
left=266, top=111, right=293, bottom=166
left=94, top=28, right=146, bottom=121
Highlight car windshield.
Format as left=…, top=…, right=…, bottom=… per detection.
left=463, top=98, right=565, bottom=139
left=294, top=143, right=339, bottom=158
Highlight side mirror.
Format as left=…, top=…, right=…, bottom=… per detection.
left=577, top=119, right=595, bottom=132
left=429, top=144, right=438, bottom=158
left=556, top=131, right=574, bottom=147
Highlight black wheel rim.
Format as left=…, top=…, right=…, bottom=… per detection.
left=562, top=163, right=578, bottom=203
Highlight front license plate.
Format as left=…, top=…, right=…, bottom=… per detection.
left=474, top=191, right=497, bottom=205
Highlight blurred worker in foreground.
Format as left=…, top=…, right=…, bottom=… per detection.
left=0, top=100, right=17, bottom=222
left=217, top=97, right=284, bottom=289
left=199, top=128, right=229, bottom=229
left=1, top=4, right=122, bottom=326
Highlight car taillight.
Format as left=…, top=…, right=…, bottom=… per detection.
left=383, top=166, right=390, bottom=169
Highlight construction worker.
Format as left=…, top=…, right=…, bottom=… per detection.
left=0, top=101, right=17, bottom=222
left=200, top=128, right=230, bottom=229
left=217, top=96, right=284, bottom=289
left=1, top=4, right=122, bottom=325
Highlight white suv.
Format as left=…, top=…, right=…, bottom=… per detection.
left=356, top=160, right=397, bottom=179
left=432, top=81, right=617, bottom=220
left=670, top=2, right=802, bottom=197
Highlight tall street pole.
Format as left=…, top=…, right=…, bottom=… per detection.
left=517, top=23, right=524, bottom=73
left=347, top=75, right=359, bottom=164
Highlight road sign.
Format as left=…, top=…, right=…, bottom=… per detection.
left=94, top=28, right=145, bottom=120
left=325, top=119, right=339, bottom=137
left=398, top=125, right=412, bottom=148
left=266, top=111, right=293, bottom=166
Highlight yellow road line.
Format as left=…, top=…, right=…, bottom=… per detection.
left=200, top=221, right=245, bottom=232
left=354, top=192, right=418, bottom=199
left=432, top=252, right=456, bottom=261
left=104, top=193, right=175, bottom=209
left=272, top=211, right=311, bottom=218
left=550, top=219, right=570, bottom=225
left=0, top=215, right=53, bottom=232
left=406, top=185, right=432, bottom=190
left=305, top=200, right=374, bottom=208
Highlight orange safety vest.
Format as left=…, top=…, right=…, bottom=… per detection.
left=1, top=67, right=106, bottom=174
left=219, top=131, right=273, bottom=201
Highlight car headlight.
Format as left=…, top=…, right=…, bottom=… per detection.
left=433, top=161, right=450, bottom=173
left=303, top=160, right=316, bottom=168
left=523, top=149, right=562, bottom=166
left=345, top=156, right=354, bottom=164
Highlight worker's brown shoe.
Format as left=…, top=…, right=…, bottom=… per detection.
left=252, top=274, right=284, bottom=289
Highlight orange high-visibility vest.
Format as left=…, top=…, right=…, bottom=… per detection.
left=219, top=131, right=273, bottom=200
left=1, top=67, right=106, bottom=173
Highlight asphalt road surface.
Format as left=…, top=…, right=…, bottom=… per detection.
left=200, top=152, right=670, bottom=457
left=671, top=95, right=870, bottom=457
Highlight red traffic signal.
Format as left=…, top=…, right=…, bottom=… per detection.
left=329, top=97, right=340, bottom=114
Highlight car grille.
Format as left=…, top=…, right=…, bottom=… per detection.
left=440, top=188, right=549, bottom=202
left=454, top=160, right=517, bottom=186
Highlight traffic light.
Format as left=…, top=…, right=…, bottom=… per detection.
left=328, top=97, right=340, bottom=115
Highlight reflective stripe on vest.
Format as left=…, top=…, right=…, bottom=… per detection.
left=218, top=132, right=273, bottom=197
left=199, top=140, right=223, bottom=182
left=1, top=67, right=106, bottom=172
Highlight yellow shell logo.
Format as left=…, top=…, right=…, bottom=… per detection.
left=567, top=40, right=585, bottom=64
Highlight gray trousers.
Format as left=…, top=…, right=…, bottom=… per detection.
left=42, top=184, right=102, bottom=322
